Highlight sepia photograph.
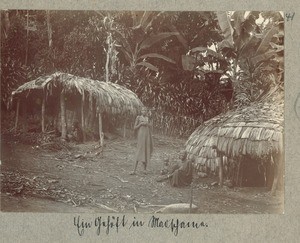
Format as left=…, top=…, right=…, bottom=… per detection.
left=1, top=10, right=284, bottom=214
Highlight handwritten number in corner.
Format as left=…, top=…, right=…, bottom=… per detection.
left=286, top=12, right=295, bottom=21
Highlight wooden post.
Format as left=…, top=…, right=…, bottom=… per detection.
left=41, top=92, right=46, bottom=133
left=271, top=154, right=282, bottom=195
left=21, top=101, right=28, bottom=132
left=98, top=112, right=104, bottom=147
left=90, top=99, right=96, bottom=138
left=81, top=94, right=86, bottom=142
left=189, top=182, right=193, bottom=213
left=123, top=118, right=127, bottom=138
left=60, top=91, right=67, bottom=140
left=54, top=113, right=58, bottom=132
left=218, top=156, right=224, bottom=187
left=14, top=99, right=20, bottom=133
left=278, top=151, right=284, bottom=191
left=236, top=160, right=242, bottom=186
left=239, top=161, right=244, bottom=187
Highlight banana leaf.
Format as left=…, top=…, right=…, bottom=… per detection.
left=138, top=32, right=179, bottom=51
left=136, top=61, right=159, bottom=72
left=269, top=42, right=284, bottom=52
left=255, top=25, right=279, bottom=55
left=250, top=51, right=277, bottom=67
left=114, top=29, right=133, bottom=55
left=239, top=35, right=260, bottom=59
left=139, top=53, right=176, bottom=64
left=218, top=39, right=235, bottom=51
left=167, top=23, right=188, bottom=50
left=139, top=11, right=153, bottom=29
left=190, top=46, right=208, bottom=52
left=119, top=48, right=133, bottom=64
left=232, top=11, right=245, bottom=36
left=190, top=47, right=224, bottom=60
left=216, top=11, right=234, bottom=48
left=181, top=55, right=196, bottom=71
left=132, top=11, right=144, bottom=27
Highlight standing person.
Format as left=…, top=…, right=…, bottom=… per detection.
left=130, top=107, right=153, bottom=175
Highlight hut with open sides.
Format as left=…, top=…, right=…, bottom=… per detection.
left=11, top=72, right=143, bottom=145
left=185, top=91, right=284, bottom=194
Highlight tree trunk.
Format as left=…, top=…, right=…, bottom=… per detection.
left=46, top=10, right=53, bottom=69
left=98, top=112, right=104, bottom=146
left=105, top=50, right=110, bottom=82
left=25, top=10, right=29, bottom=66
left=14, top=99, right=20, bottom=133
left=46, top=10, right=52, bottom=49
left=105, top=33, right=112, bottom=83
left=60, top=91, right=67, bottom=140
left=3, top=10, right=10, bottom=39
left=105, top=32, right=115, bottom=83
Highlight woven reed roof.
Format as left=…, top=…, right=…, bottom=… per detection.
left=12, top=72, right=143, bottom=116
left=185, top=93, right=284, bottom=164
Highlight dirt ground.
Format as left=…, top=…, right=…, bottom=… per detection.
left=1, top=132, right=284, bottom=214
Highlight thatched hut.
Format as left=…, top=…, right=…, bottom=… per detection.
left=185, top=92, right=284, bottom=194
left=11, top=72, right=143, bottom=144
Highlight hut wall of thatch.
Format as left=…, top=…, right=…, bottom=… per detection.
left=185, top=94, right=284, bottom=192
left=11, top=72, right=143, bottom=143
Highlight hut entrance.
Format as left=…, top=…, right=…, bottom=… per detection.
left=239, top=157, right=274, bottom=187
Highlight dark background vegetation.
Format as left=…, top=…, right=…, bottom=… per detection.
left=1, top=11, right=283, bottom=136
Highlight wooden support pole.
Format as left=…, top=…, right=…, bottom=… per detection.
left=21, top=102, right=28, bottom=132
left=41, top=92, right=46, bottom=133
left=236, top=161, right=242, bottom=186
left=240, top=161, right=244, bottom=187
left=218, top=156, right=224, bottom=187
left=98, top=112, right=104, bottom=147
left=189, top=182, right=193, bottom=214
left=14, top=99, right=20, bottom=133
left=90, top=99, right=96, bottom=136
left=123, top=118, right=127, bottom=138
left=81, top=94, right=86, bottom=142
left=271, top=155, right=280, bottom=195
left=60, top=91, right=67, bottom=140
left=278, top=151, right=284, bottom=191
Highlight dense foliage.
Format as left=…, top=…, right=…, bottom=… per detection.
left=1, top=10, right=283, bottom=123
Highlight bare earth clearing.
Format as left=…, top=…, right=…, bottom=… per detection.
left=1, top=133, right=283, bottom=214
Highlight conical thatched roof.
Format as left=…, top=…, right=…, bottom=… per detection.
left=12, top=72, right=143, bottom=116
left=185, top=92, right=284, bottom=169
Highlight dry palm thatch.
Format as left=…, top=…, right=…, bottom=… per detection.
left=185, top=92, right=284, bottom=172
left=11, top=72, right=143, bottom=116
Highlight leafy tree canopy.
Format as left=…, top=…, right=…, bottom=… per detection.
left=1, top=10, right=283, bottom=122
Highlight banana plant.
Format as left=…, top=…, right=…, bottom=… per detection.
left=216, top=11, right=284, bottom=105
left=106, top=11, right=179, bottom=73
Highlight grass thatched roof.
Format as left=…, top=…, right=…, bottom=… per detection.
left=12, top=72, right=143, bottom=116
left=185, top=92, right=284, bottom=167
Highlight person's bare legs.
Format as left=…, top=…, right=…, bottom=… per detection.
left=142, top=161, right=148, bottom=174
left=130, top=161, right=138, bottom=175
